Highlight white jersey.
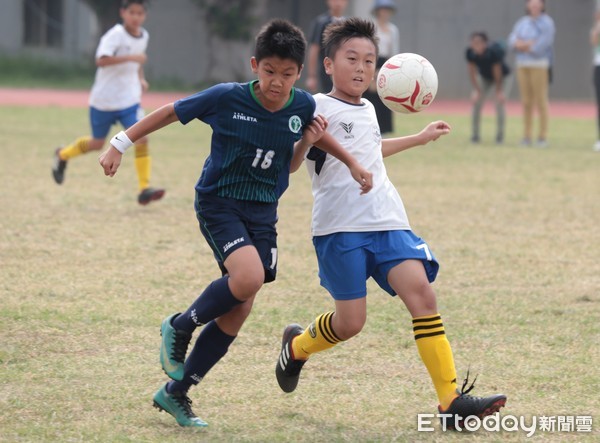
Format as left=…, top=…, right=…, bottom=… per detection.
left=89, top=24, right=148, bottom=111
left=306, top=94, right=410, bottom=236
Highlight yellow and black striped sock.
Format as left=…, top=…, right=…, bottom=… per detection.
left=292, top=311, right=342, bottom=360
left=134, top=143, right=151, bottom=191
left=59, top=136, right=91, bottom=160
left=413, top=313, right=458, bottom=410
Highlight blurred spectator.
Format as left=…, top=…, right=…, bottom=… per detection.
left=306, top=0, right=348, bottom=93
left=364, top=0, right=400, bottom=134
left=591, top=8, right=600, bottom=152
left=508, top=0, right=555, bottom=148
left=465, top=31, right=511, bottom=145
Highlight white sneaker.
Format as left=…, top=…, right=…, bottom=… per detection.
left=535, top=139, right=548, bottom=148
left=593, top=140, right=600, bottom=152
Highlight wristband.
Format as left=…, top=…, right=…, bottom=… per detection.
left=110, top=131, right=134, bottom=153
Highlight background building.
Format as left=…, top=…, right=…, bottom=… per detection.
left=0, top=0, right=596, bottom=99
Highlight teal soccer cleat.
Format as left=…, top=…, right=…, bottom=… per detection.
left=160, top=313, right=192, bottom=381
left=153, top=384, right=208, bottom=427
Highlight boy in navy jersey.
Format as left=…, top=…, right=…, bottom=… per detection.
left=99, top=19, right=372, bottom=427
left=275, top=18, right=506, bottom=430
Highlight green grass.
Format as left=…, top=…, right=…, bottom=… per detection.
left=0, top=104, right=599, bottom=442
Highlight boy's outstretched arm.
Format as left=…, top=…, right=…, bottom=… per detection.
left=314, top=132, right=373, bottom=194
left=99, top=103, right=179, bottom=177
left=290, top=114, right=328, bottom=173
left=382, top=120, right=451, bottom=158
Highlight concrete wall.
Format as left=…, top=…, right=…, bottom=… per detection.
left=0, top=0, right=597, bottom=99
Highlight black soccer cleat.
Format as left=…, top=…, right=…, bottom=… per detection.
left=52, top=148, right=67, bottom=184
left=138, top=187, right=165, bottom=205
left=275, top=323, right=306, bottom=393
left=438, top=370, right=507, bottom=430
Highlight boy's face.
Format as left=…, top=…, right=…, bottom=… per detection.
left=120, top=3, right=146, bottom=33
left=324, top=37, right=376, bottom=102
left=251, top=56, right=302, bottom=108
left=470, top=36, right=487, bottom=55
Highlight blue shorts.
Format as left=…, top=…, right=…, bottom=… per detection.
left=312, top=230, right=440, bottom=300
left=195, top=192, right=279, bottom=283
left=89, top=104, right=144, bottom=139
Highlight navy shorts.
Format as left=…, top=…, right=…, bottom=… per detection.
left=194, top=192, right=279, bottom=283
left=312, top=230, right=440, bottom=300
left=89, top=104, right=144, bottom=139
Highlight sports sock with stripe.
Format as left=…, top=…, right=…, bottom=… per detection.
left=134, top=142, right=151, bottom=191
left=291, top=311, right=342, bottom=360
left=167, top=320, right=236, bottom=393
left=59, top=136, right=91, bottom=160
left=413, top=313, right=458, bottom=410
left=173, top=276, right=243, bottom=333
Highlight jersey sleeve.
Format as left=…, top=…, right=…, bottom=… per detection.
left=95, top=26, right=121, bottom=58
left=174, top=83, right=236, bottom=125
left=300, top=90, right=317, bottom=126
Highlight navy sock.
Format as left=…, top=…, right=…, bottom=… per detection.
left=173, top=276, right=242, bottom=333
left=167, top=320, right=236, bottom=394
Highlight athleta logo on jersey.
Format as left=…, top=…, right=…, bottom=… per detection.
left=233, top=112, right=257, bottom=123
left=223, top=237, right=245, bottom=252
left=340, top=121, right=355, bottom=139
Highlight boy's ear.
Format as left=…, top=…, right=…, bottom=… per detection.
left=324, top=57, right=333, bottom=75
left=297, top=64, right=304, bottom=80
left=250, top=57, right=259, bottom=74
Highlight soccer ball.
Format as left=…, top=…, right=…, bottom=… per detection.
left=376, top=53, right=438, bottom=114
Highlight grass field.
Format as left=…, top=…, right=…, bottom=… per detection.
left=0, top=104, right=599, bottom=442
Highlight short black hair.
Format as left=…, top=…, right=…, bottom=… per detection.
left=121, top=0, right=147, bottom=9
left=470, top=31, right=489, bottom=42
left=254, top=19, right=306, bottom=69
left=322, top=17, right=378, bottom=59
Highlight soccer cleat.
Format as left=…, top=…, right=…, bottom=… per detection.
left=438, top=370, right=507, bottom=430
left=52, top=148, right=67, bottom=184
left=138, top=187, right=165, bottom=205
left=153, top=384, right=208, bottom=427
left=160, top=313, right=192, bottom=381
left=593, top=140, right=600, bottom=152
left=275, top=323, right=306, bottom=393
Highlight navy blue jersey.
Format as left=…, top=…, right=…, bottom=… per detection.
left=174, top=81, right=316, bottom=203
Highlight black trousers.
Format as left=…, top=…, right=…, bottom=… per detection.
left=594, top=66, right=600, bottom=138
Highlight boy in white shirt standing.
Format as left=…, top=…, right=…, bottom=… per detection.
left=276, top=17, right=506, bottom=429
left=52, top=0, right=164, bottom=205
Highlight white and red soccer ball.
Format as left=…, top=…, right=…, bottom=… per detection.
left=376, top=53, right=438, bottom=114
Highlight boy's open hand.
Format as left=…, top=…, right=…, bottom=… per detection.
left=420, top=120, right=451, bottom=143
left=350, top=163, right=373, bottom=195
left=99, top=147, right=123, bottom=177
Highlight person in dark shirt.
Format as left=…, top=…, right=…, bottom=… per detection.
left=466, top=31, right=511, bottom=144
left=306, top=0, right=348, bottom=93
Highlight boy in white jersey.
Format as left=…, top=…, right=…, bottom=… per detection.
left=52, top=0, right=164, bottom=205
left=275, top=18, right=506, bottom=429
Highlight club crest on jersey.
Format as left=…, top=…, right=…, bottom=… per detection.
left=340, top=121, right=355, bottom=139
left=289, top=115, right=302, bottom=133
left=233, top=112, right=257, bottom=123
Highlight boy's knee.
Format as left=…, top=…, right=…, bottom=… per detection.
left=229, top=270, right=264, bottom=300
left=334, top=316, right=365, bottom=340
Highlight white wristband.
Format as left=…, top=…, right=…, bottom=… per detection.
left=110, top=131, right=134, bottom=154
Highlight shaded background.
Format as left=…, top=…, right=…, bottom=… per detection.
left=0, top=0, right=596, bottom=99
